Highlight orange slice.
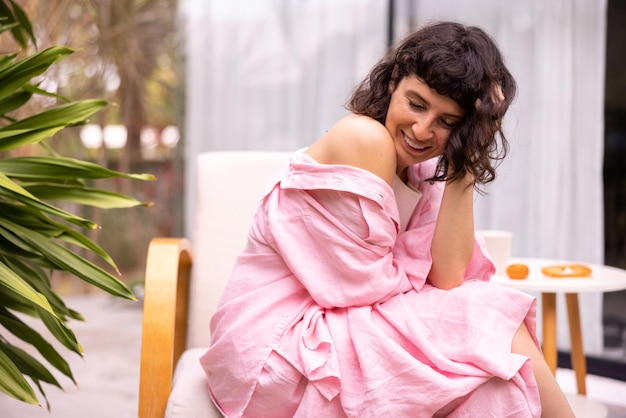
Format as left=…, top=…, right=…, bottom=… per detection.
left=541, top=264, right=592, bottom=278
left=506, top=264, right=529, bottom=279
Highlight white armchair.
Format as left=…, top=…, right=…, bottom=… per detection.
left=138, top=151, right=293, bottom=417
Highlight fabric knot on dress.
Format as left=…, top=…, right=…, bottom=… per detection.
left=300, top=306, right=341, bottom=400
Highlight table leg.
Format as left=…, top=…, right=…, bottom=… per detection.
left=565, top=293, right=587, bottom=395
left=542, top=293, right=557, bottom=375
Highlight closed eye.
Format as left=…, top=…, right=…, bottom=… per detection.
left=440, top=118, right=459, bottom=129
left=408, top=99, right=424, bottom=110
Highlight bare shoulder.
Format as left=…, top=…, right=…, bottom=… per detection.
left=305, top=114, right=396, bottom=186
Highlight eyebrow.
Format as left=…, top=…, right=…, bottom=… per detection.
left=406, top=90, right=463, bottom=120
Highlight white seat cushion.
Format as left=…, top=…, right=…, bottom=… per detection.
left=565, top=394, right=608, bottom=418
left=165, top=348, right=223, bottom=418
left=165, top=349, right=609, bottom=418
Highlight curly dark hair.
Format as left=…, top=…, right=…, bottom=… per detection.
left=348, top=21, right=516, bottom=187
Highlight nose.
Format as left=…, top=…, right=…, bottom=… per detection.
left=411, top=115, right=435, bottom=140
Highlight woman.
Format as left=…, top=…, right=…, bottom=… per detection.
left=202, top=21, right=575, bottom=417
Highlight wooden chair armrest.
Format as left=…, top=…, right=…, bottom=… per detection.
left=138, top=237, right=193, bottom=418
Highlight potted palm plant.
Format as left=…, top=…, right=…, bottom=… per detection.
left=0, top=0, right=153, bottom=406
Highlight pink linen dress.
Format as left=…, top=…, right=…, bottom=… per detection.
left=201, top=150, right=541, bottom=417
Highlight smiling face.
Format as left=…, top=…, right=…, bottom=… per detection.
left=385, top=75, right=464, bottom=179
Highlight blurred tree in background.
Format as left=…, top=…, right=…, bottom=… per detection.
left=0, top=0, right=183, bottom=282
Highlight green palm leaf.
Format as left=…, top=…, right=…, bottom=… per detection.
left=0, top=99, right=105, bottom=132
left=0, top=46, right=71, bottom=99
left=0, top=201, right=119, bottom=271
left=0, top=341, right=61, bottom=387
left=0, top=53, right=17, bottom=72
left=0, top=346, right=38, bottom=404
left=0, top=341, right=60, bottom=409
left=23, top=183, right=150, bottom=209
left=0, top=219, right=135, bottom=300
left=6, top=0, right=35, bottom=46
left=0, top=260, right=57, bottom=317
left=0, top=171, right=97, bottom=229
left=0, top=0, right=27, bottom=48
left=0, top=90, right=31, bottom=115
left=0, top=307, right=75, bottom=382
left=0, top=100, right=106, bottom=152
left=0, top=156, right=155, bottom=181
left=37, top=307, right=82, bottom=355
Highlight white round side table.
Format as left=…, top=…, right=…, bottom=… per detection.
left=491, top=257, right=626, bottom=396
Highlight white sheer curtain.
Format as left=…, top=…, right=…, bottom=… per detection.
left=393, top=0, right=607, bottom=354
left=181, top=0, right=608, bottom=354
left=179, top=0, right=389, bottom=233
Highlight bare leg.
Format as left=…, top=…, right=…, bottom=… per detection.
left=512, top=322, right=575, bottom=418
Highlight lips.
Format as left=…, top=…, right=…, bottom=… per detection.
left=403, top=133, right=428, bottom=151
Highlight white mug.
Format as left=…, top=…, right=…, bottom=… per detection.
left=476, top=230, right=513, bottom=274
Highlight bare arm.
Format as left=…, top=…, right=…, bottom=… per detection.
left=427, top=173, right=475, bottom=289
